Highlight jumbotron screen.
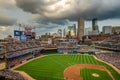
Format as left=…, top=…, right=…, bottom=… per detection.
left=25, top=32, right=32, bottom=35
left=25, top=32, right=36, bottom=40
left=20, top=31, right=36, bottom=40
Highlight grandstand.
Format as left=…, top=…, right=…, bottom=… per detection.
left=95, top=35, right=120, bottom=51
left=0, top=36, right=120, bottom=80
left=0, top=69, right=25, bottom=80
left=5, top=41, right=44, bottom=68
left=0, top=40, right=44, bottom=80
left=77, top=45, right=99, bottom=55
left=56, top=39, right=79, bottom=53
left=96, top=52, right=120, bottom=70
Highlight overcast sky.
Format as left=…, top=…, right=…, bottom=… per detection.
left=0, top=0, right=120, bottom=39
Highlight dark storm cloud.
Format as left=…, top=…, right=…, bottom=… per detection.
left=15, top=0, right=120, bottom=24
left=15, top=0, right=59, bottom=14
left=0, top=0, right=16, bottom=9
left=35, top=21, right=64, bottom=30
left=0, top=0, right=17, bottom=26
left=0, top=13, right=17, bottom=26
left=34, top=18, right=69, bottom=25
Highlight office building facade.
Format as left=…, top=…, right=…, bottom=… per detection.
left=77, top=18, right=84, bottom=40
left=63, top=28, right=67, bottom=37
left=73, top=24, right=77, bottom=37
left=102, top=26, right=112, bottom=34
left=92, top=18, right=98, bottom=31
left=68, top=24, right=76, bottom=38
left=92, top=18, right=99, bottom=35
left=112, top=26, right=120, bottom=34
left=58, top=29, right=62, bottom=37
left=85, top=28, right=92, bottom=35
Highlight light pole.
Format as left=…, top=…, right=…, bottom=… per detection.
left=18, top=24, right=22, bottom=41
left=0, top=43, right=7, bottom=70
left=4, top=44, right=7, bottom=69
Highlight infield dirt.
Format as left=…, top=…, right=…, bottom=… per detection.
left=64, top=64, right=115, bottom=80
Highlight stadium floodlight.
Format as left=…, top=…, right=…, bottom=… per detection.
left=0, top=44, right=6, bottom=70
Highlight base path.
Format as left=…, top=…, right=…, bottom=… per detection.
left=64, top=64, right=115, bottom=80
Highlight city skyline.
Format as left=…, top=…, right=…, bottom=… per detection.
left=0, top=0, right=120, bottom=39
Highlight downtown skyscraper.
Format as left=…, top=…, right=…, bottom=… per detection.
left=92, top=18, right=98, bottom=31
left=77, top=18, right=84, bottom=40
left=91, top=18, right=99, bottom=35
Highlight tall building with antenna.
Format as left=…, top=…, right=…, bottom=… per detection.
left=92, top=18, right=98, bottom=31
left=63, top=28, right=67, bottom=38
left=73, top=24, right=77, bottom=37
left=92, top=18, right=99, bottom=35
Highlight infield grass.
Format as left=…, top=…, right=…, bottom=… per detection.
left=80, top=68, right=112, bottom=80
left=15, top=54, right=120, bottom=80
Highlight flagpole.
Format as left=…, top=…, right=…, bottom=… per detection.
left=19, top=24, right=21, bottom=41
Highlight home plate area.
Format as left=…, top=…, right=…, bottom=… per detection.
left=64, top=64, right=114, bottom=80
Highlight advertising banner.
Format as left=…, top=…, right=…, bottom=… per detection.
left=14, top=30, right=21, bottom=36
left=20, top=34, right=26, bottom=42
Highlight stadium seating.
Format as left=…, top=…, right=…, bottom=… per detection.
left=96, top=52, right=120, bottom=69
left=0, top=41, right=44, bottom=69
left=0, top=69, right=25, bottom=80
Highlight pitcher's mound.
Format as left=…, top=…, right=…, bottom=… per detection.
left=92, top=73, right=99, bottom=77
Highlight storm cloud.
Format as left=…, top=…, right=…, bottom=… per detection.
left=0, top=13, right=17, bottom=26
left=0, top=0, right=16, bottom=9
left=15, top=0, right=120, bottom=24
left=0, top=0, right=17, bottom=26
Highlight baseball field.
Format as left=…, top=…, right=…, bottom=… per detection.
left=15, top=54, right=120, bottom=80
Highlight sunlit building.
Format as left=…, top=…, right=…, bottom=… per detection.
left=68, top=24, right=76, bottom=38
left=73, top=24, right=77, bottom=37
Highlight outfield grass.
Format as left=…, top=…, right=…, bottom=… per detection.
left=15, top=54, right=120, bottom=80
left=80, top=68, right=112, bottom=80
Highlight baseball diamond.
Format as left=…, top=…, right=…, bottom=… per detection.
left=14, top=54, right=120, bottom=80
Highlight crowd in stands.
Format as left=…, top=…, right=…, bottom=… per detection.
left=7, top=54, right=34, bottom=68
left=103, top=35, right=120, bottom=44
left=95, top=35, right=120, bottom=51
left=96, top=52, right=120, bottom=69
left=77, top=45, right=99, bottom=53
left=0, top=41, right=44, bottom=80
left=0, top=41, right=44, bottom=68
left=6, top=41, right=41, bottom=52
left=0, top=69, right=25, bottom=80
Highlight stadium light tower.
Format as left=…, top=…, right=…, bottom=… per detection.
left=18, top=24, right=22, bottom=31
left=0, top=43, right=7, bottom=69
left=4, top=44, right=7, bottom=68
